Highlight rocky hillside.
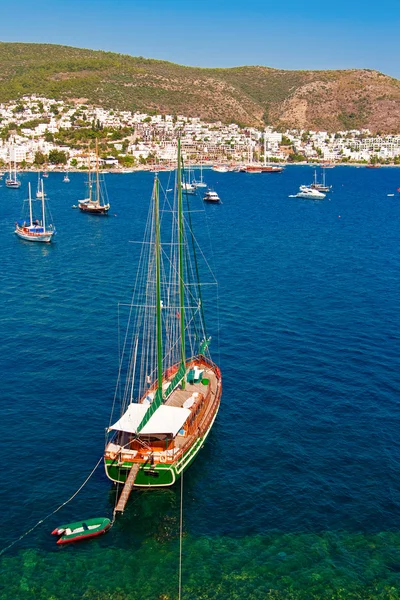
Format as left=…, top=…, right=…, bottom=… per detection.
left=0, top=42, right=399, bottom=132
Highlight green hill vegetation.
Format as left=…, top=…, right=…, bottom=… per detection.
left=0, top=42, right=400, bottom=132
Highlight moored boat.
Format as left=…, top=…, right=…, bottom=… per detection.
left=310, top=168, right=331, bottom=193
left=78, top=141, right=110, bottom=214
left=203, top=189, right=221, bottom=203
left=104, top=139, right=222, bottom=502
left=289, top=186, right=326, bottom=200
left=246, top=165, right=283, bottom=173
left=52, top=517, right=111, bottom=544
left=5, top=161, right=21, bottom=188
left=15, top=181, right=55, bottom=243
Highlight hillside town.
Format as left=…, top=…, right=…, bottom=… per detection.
left=1, top=95, right=400, bottom=169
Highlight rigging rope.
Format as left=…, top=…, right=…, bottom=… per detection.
left=0, top=455, right=104, bottom=558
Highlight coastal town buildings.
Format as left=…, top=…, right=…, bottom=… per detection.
left=0, top=95, right=399, bottom=168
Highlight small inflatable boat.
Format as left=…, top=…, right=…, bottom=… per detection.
left=52, top=517, right=111, bottom=544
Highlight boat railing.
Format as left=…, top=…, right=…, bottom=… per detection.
left=172, top=379, right=221, bottom=465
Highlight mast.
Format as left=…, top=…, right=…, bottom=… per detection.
left=28, top=182, right=33, bottom=226
left=95, top=139, right=100, bottom=206
left=263, top=131, right=266, bottom=166
left=154, top=176, right=163, bottom=398
left=135, top=176, right=165, bottom=433
left=41, top=180, right=46, bottom=231
left=177, top=139, right=186, bottom=385
left=87, top=143, right=92, bottom=201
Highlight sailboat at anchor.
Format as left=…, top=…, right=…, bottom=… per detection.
left=15, top=181, right=55, bottom=243
left=78, top=141, right=110, bottom=214
left=104, top=140, right=222, bottom=509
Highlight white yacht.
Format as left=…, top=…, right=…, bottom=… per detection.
left=203, top=189, right=221, bottom=203
left=290, top=186, right=326, bottom=200
left=182, top=181, right=196, bottom=194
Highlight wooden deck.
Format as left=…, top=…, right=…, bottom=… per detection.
left=165, top=366, right=217, bottom=408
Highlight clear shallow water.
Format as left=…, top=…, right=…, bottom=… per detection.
left=1, top=167, right=400, bottom=598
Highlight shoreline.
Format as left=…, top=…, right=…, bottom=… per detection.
left=10, top=163, right=400, bottom=174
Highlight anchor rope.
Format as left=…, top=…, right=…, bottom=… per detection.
left=0, top=455, right=104, bottom=557
left=178, top=468, right=184, bottom=600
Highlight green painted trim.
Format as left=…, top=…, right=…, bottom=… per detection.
left=164, top=362, right=186, bottom=397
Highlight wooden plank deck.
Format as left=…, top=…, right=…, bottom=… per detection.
left=114, top=463, right=140, bottom=513
left=165, top=368, right=217, bottom=408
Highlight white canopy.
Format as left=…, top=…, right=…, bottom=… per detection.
left=110, top=403, right=191, bottom=437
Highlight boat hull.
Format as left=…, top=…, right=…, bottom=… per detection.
left=104, top=394, right=220, bottom=488
left=78, top=204, right=110, bottom=215
left=15, top=229, right=54, bottom=243
left=52, top=517, right=111, bottom=544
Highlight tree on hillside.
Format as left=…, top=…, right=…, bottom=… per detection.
left=48, top=149, right=68, bottom=165
left=34, top=151, right=47, bottom=166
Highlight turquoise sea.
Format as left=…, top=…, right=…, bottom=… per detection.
left=1, top=166, right=400, bottom=599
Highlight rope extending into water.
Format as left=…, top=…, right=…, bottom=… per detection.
left=178, top=468, right=184, bottom=600
left=0, top=456, right=104, bottom=557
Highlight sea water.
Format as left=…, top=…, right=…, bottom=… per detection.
left=1, top=167, right=400, bottom=599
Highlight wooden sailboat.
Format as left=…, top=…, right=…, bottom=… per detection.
left=104, top=140, right=222, bottom=502
left=78, top=141, right=110, bottom=214
left=6, top=160, right=21, bottom=188
left=310, top=168, right=331, bottom=192
left=15, top=181, right=55, bottom=243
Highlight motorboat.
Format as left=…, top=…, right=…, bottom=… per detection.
left=203, top=189, right=221, bottom=203
left=289, top=186, right=326, bottom=200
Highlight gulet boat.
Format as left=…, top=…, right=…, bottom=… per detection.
left=78, top=141, right=110, bottom=214
left=104, top=140, right=222, bottom=506
left=5, top=161, right=21, bottom=188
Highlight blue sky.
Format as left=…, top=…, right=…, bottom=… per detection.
left=2, top=0, right=400, bottom=78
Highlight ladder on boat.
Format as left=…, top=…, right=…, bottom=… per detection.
left=114, top=464, right=140, bottom=514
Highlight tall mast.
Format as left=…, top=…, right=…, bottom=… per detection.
left=87, top=143, right=92, bottom=201
left=95, top=138, right=100, bottom=205
left=263, top=131, right=266, bottom=166
left=154, top=176, right=163, bottom=397
left=28, top=182, right=33, bottom=226
left=135, top=176, right=165, bottom=433
left=41, top=179, right=46, bottom=230
left=177, top=139, right=186, bottom=385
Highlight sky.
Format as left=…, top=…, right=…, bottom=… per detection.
left=1, top=0, right=400, bottom=78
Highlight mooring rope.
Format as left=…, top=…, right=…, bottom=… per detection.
left=178, top=468, right=184, bottom=600
left=0, top=455, right=104, bottom=557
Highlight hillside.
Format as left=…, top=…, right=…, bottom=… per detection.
left=0, top=42, right=400, bottom=132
